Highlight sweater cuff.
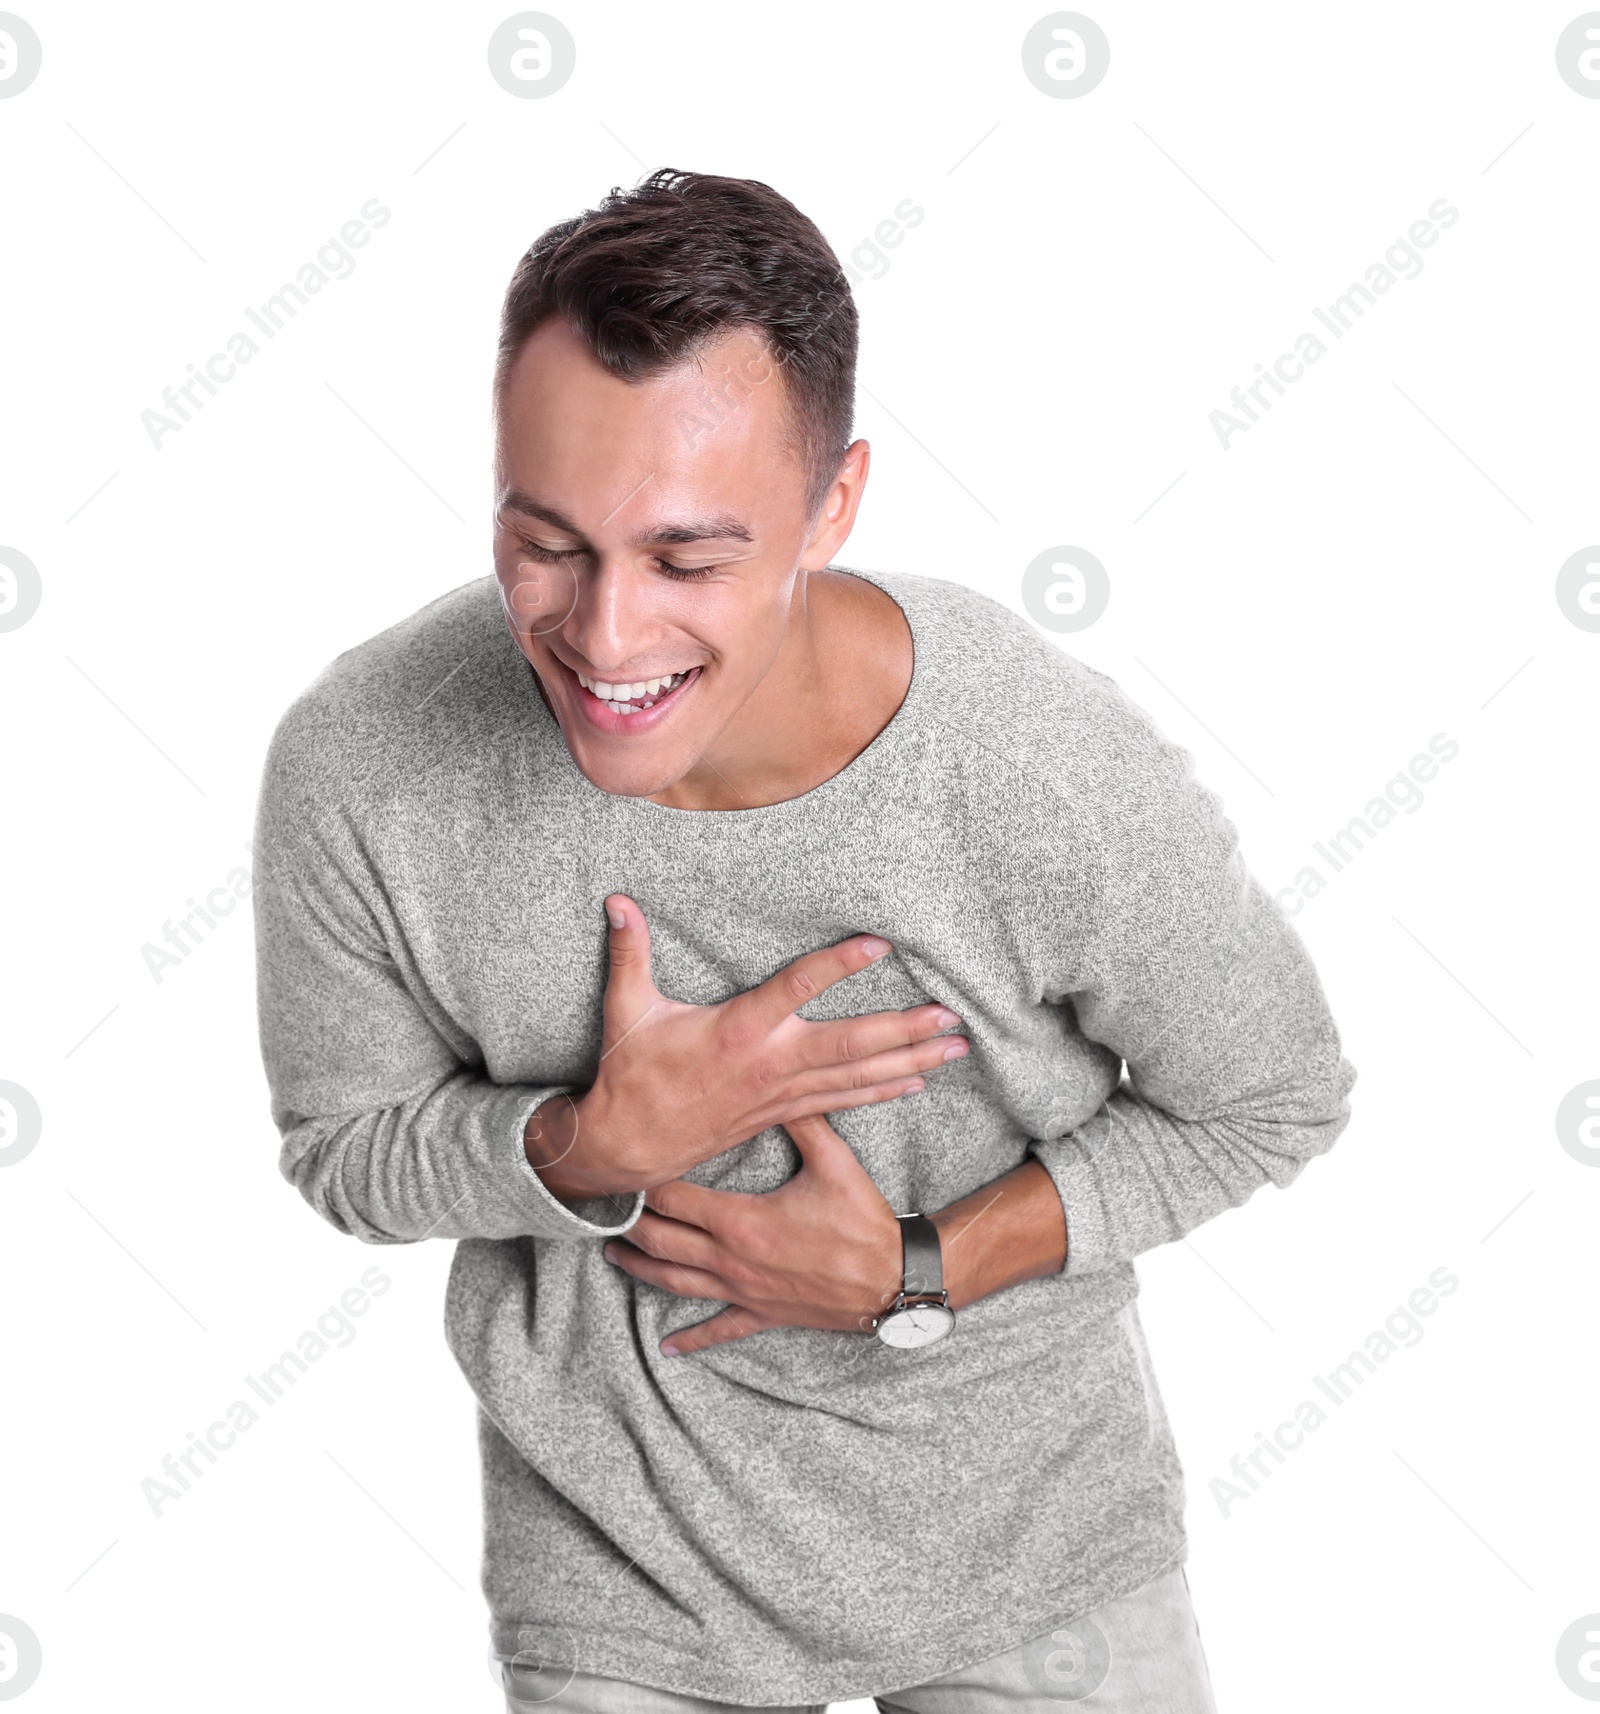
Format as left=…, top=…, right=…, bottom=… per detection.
left=507, top=1088, right=646, bottom=1240
left=1028, top=1125, right=1115, bottom=1277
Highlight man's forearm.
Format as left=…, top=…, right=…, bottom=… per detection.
left=928, top=1158, right=1068, bottom=1311
left=524, top=1093, right=632, bottom=1203
left=544, top=1083, right=1071, bottom=1315
left=598, top=1121, right=1070, bottom=1352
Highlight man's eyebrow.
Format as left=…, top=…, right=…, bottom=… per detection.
left=499, top=489, right=580, bottom=532
left=639, top=517, right=753, bottom=547
left=498, top=488, right=753, bottom=547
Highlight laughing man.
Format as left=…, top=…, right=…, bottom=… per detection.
left=253, top=169, right=1355, bottom=1713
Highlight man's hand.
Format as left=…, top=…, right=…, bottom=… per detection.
left=606, top=1122, right=1073, bottom=1357
left=525, top=896, right=968, bottom=1201
left=601, top=1115, right=905, bottom=1350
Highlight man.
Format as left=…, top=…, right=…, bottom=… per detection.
left=253, top=169, right=1355, bottom=1711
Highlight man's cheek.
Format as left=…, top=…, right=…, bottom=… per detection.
left=498, top=559, right=577, bottom=638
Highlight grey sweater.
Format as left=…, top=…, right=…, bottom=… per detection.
left=252, top=566, right=1355, bottom=1705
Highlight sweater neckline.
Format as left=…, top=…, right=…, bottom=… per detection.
left=542, top=564, right=923, bottom=824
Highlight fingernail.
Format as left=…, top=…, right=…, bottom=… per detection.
left=907, top=1078, right=926, bottom=1093
left=660, top=1341, right=680, bottom=1357
left=607, top=904, right=626, bottom=929
left=859, top=936, right=891, bottom=959
left=602, top=1243, right=619, bottom=1263
left=936, top=1008, right=961, bottom=1029
left=942, top=1039, right=968, bottom=1061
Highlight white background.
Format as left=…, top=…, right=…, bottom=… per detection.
left=1, top=2, right=1597, bottom=1709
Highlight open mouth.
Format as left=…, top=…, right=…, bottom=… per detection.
left=574, top=667, right=694, bottom=714
left=560, top=660, right=703, bottom=733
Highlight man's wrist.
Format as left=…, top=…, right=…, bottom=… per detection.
left=927, top=1158, right=1068, bottom=1312
left=524, top=1092, right=637, bottom=1204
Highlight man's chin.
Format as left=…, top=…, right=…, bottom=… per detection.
left=565, top=743, right=695, bottom=803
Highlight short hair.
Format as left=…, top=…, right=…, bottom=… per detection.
left=495, top=168, right=858, bottom=522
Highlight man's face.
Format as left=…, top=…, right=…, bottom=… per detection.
left=493, top=316, right=845, bottom=801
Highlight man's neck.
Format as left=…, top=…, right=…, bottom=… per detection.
left=648, top=569, right=913, bottom=812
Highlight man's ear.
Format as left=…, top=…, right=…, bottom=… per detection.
left=799, top=439, right=871, bottom=570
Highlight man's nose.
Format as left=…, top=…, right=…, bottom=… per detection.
left=564, top=556, right=654, bottom=672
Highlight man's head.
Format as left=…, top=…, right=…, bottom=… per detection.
left=491, top=169, right=869, bottom=802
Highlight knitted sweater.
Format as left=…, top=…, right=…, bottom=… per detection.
left=252, top=566, right=1355, bottom=1704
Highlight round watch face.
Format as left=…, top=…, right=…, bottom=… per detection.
left=877, top=1302, right=956, bottom=1348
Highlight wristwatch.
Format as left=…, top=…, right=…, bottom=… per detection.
left=871, top=1213, right=956, bottom=1348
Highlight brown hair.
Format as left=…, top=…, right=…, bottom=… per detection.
left=495, top=169, right=858, bottom=521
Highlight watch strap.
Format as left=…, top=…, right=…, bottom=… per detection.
left=897, top=1212, right=944, bottom=1297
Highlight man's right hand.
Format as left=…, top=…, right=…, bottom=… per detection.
left=525, top=893, right=968, bottom=1202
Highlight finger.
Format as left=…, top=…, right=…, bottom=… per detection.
left=623, top=1209, right=723, bottom=1273
left=603, top=1241, right=727, bottom=1303
left=645, top=1178, right=752, bottom=1235
left=781, top=1113, right=856, bottom=1169
left=600, top=894, right=660, bottom=1035
left=786, top=1034, right=968, bottom=1097
left=660, top=1306, right=775, bottom=1357
left=783, top=1113, right=835, bottom=1142
left=739, top=934, right=895, bottom=1029
left=780, top=1113, right=865, bottom=1183
left=795, top=1003, right=964, bottom=1071
left=776, top=1074, right=927, bottom=1124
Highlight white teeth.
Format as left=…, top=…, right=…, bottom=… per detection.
left=576, top=668, right=690, bottom=708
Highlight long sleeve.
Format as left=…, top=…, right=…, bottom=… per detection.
left=251, top=775, right=643, bottom=1248
left=1028, top=696, right=1356, bottom=1276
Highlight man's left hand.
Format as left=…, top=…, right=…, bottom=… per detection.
left=601, top=1114, right=904, bottom=1355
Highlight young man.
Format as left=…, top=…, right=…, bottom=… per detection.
left=253, top=169, right=1355, bottom=1711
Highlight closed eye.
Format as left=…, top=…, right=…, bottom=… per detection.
left=517, top=540, right=716, bottom=583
